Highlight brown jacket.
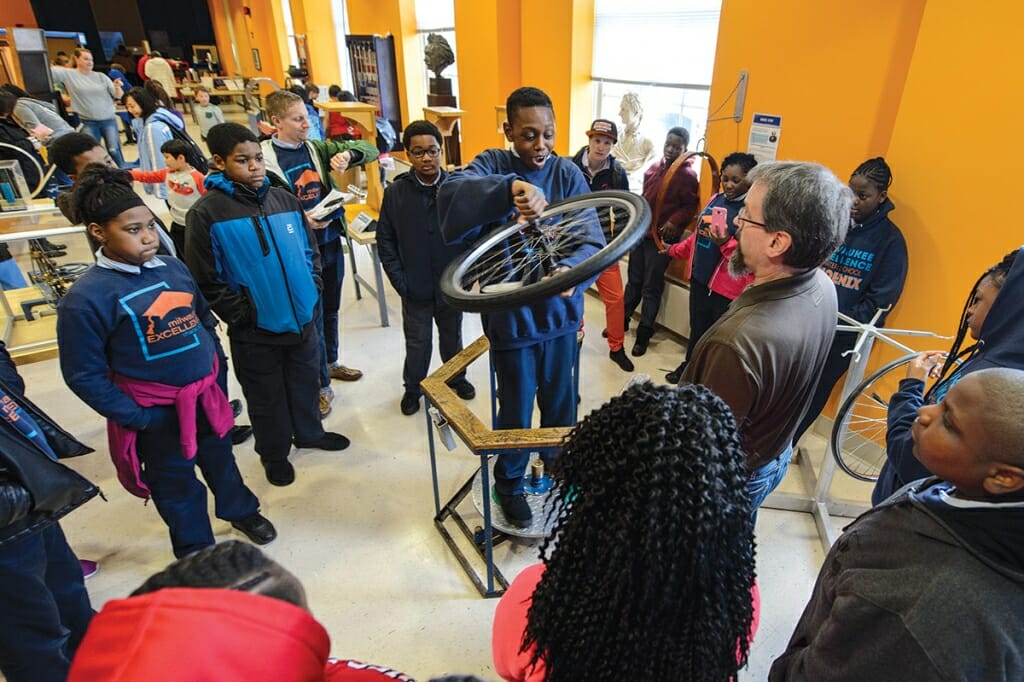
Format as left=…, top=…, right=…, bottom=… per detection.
left=682, top=267, right=836, bottom=468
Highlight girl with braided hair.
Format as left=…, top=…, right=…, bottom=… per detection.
left=873, top=247, right=1024, bottom=504
left=493, top=382, right=759, bottom=682
left=793, top=156, right=909, bottom=446
left=56, top=164, right=276, bottom=558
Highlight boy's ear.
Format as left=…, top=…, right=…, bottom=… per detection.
left=211, top=154, right=226, bottom=171
left=982, top=462, right=1024, bottom=496
left=502, top=120, right=514, bottom=143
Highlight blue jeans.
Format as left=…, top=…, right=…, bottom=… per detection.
left=316, top=238, right=345, bottom=388
left=746, top=444, right=793, bottom=521
left=80, top=118, right=125, bottom=168
left=491, top=331, right=578, bottom=495
left=0, top=524, right=93, bottom=682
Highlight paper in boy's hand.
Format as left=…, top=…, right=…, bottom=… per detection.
left=307, top=188, right=356, bottom=221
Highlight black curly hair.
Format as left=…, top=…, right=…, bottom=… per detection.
left=926, top=248, right=1020, bottom=401
left=524, top=382, right=756, bottom=682
left=131, top=540, right=307, bottom=608
left=68, top=163, right=144, bottom=226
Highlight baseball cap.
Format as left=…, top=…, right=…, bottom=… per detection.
left=586, top=119, right=618, bottom=142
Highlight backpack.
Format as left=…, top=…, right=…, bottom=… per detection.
left=167, top=124, right=209, bottom=174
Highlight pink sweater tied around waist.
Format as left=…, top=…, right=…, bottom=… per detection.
left=108, top=355, right=233, bottom=498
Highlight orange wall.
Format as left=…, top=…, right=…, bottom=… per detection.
left=883, top=2, right=1024, bottom=346
left=289, top=0, right=341, bottom=86
left=0, top=0, right=37, bottom=27
left=455, top=0, right=592, bottom=160
left=454, top=0, right=518, bottom=157
left=346, top=0, right=424, bottom=130
left=706, top=1, right=924, bottom=184
left=206, top=0, right=287, bottom=81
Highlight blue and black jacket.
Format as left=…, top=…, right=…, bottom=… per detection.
left=185, top=172, right=322, bottom=344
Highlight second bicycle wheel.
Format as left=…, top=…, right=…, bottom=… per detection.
left=440, top=190, right=649, bottom=313
left=830, top=353, right=917, bottom=482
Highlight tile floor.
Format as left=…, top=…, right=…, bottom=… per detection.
left=9, top=129, right=876, bottom=679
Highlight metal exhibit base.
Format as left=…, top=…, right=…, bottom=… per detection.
left=423, top=336, right=577, bottom=598
left=762, top=309, right=948, bottom=552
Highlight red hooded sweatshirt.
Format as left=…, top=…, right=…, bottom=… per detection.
left=69, top=588, right=414, bottom=681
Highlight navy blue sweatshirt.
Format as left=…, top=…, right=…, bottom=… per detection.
left=820, top=198, right=908, bottom=325
left=376, top=169, right=468, bottom=304
left=437, top=149, right=604, bottom=350
left=874, top=245, right=1024, bottom=504
left=57, top=257, right=222, bottom=431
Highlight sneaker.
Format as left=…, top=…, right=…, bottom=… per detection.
left=496, top=491, right=532, bottom=528
left=631, top=339, right=648, bottom=357
left=601, top=328, right=608, bottom=338
left=262, top=460, right=295, bottom=486
left=294, top=432, right=351, bottom=451
left=329, top=364, right=363, bottom=382
left=609, top=348, right=634, bottom=372
left=400, top=392, right=420, bottom=415
left=230, top=399, right=243, bottom=418
left=319, top=388, right=333, bottom=419
left=230, top=425, right=253, bottom=445
left=79, top=559, right=98, bottom=580
left=452, top=380, right=476, bottom=401
left=231, top=513, right=277, bottom=545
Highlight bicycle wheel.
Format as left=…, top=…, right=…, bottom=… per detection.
left=830, top=353, right=917, bottom=482
left=440, top=190, right=649, bottom=313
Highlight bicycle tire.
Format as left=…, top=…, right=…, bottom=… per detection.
left=651, top=151, right=720, bottom=252
left=830, top=353, right=918, bottom=482
left=440, top=190, right=650, bottom=313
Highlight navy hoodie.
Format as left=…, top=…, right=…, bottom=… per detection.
left=437, top=149, right=604, bottom=350
left=874, top=246, right=1024, bottom=504
left=820, top=198, right=908, bottom=326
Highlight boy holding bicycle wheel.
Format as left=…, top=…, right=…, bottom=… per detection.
left=438, top=87, right=604, bottom=528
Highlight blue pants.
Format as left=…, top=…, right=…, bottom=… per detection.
left=623, top=237, right=671, bottom=334
left=401, top=296, right=465, bottom=396
left=316, top=238, right=345, bottom=388
left=747, top=445, right=793, bottom=522
left=231, top=326, right=324, bottom=463
left=137, top=405, right=260, bottom=558
left=0, top=524, right=93, bottom=682
left=79, top=118, right=125, bottom=168
left=491, top=331, right=578, bottom=495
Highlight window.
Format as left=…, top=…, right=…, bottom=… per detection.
left=592, top=0, right=722, bottom=180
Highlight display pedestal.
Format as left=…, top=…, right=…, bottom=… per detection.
left=423, top=105, right=464, bottom=169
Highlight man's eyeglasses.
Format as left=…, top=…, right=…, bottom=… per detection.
left=737, top=207, right=768, bottom=229
left=410, top=147, right=441, bottom=159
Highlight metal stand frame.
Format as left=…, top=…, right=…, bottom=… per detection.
left=763, top=308, right=948, bottom=551
left=423, top=335, right=580, bottom=598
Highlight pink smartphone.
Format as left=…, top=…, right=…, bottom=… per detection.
left=711, top=207, right=728, bottom=232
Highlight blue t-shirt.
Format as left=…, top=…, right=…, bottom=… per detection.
left=273, top=143, right=341, bottom=245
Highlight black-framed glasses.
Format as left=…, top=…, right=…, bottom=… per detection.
left=409, top=147, right=441, bottom=159
left=737, top=207, right=768, bottom=229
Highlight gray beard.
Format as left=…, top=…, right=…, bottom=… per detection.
left=728, top=245, right=751, bottom=279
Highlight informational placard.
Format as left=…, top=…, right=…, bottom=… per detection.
left=747, top=113, right=782, bottom=162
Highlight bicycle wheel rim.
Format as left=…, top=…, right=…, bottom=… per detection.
left=440, top=190, right=649, bottom=313
left=830, top=353, right=918, bottom=482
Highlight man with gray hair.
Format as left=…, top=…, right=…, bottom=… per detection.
left=680, top=161, right=850, bottom=511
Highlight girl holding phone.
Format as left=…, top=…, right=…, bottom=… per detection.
left=664, top=152, right=758, bottom=383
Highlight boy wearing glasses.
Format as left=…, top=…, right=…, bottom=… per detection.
left=376, top=120, right=475, bottom=416
left=260, top=89, right=378, bottom=417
